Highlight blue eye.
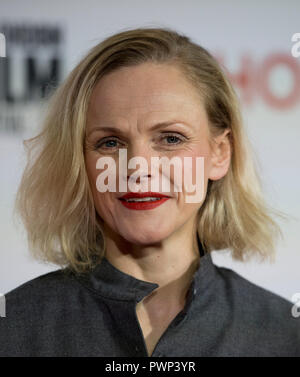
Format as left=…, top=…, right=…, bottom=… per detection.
left=94, top=133, right=186, bottom=151
left=95, top=138, right=120, bottom=150
left=164, top=135, right=181, bottom=144
left=104, top=140, right=118, bottom=148
left=161, top=133, right=185, bottom=145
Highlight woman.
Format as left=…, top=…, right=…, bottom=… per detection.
left=0, top=27, right=299, bottom=357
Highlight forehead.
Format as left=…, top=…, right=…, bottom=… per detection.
left=87, top=63, right=206, bottom=124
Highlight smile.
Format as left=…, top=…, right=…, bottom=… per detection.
left=118, top=197, right=170, bottom=210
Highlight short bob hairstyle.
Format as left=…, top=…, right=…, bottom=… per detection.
left=14, top=26, right=286, bottom=273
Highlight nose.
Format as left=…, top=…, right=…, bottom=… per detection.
left=124, top=141, right=155, bottom=187
left=127, top=172, right=151, bottom=184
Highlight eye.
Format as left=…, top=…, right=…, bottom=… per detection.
left=159, top=132, right=186, bottom=145
left=94, top=137, right=122, bottom=150
left=94, top=132, right=187, bottom=151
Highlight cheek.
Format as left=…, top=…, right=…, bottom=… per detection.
left=176, top=149, right=209, bottom=184
left=85, top=154, right=99, bottom=195
left=85, top=153, right=113, bottom=211
left=175, top=147, right=210, bottom=205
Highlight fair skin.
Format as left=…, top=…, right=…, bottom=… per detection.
left=84, top=62, right=231, bottom=356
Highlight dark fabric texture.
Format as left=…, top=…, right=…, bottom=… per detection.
left=0, top=240, right=299, bottom=357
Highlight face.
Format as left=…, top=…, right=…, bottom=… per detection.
left=85, top=62, right=230, bottom=246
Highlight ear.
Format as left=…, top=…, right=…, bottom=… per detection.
left=208, top=129, right=231, bottom=181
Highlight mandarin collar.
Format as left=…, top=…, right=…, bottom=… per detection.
left=77, top=235, right=217, bottom=303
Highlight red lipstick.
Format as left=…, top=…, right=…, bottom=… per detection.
left=118, top=192, right=170, bottom=210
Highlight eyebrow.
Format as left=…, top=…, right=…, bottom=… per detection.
left=87, top=121, right=190, bottom=136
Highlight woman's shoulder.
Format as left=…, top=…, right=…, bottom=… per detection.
left=0, top=267, right=103, bottom=357
left=215, top=264, right=300, bottom=333
left=216, top=264, right=295, bottom=308
left=5, top=268, right=73, bottom=294
left=3, top=268, right=83, bottom=315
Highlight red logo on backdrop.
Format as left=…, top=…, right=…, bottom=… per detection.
left=217, top=53, right=300, bottom=110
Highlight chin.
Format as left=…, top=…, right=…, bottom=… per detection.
left=120, top=227, right=171, bottom=246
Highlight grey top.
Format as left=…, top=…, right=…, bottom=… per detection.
left=0, top=241, right=299, bottom=357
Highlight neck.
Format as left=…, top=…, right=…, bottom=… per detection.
left=103, top=218, right=201, bottom=308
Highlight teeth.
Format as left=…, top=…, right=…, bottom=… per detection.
left=124, top=197, right=162, bottom=202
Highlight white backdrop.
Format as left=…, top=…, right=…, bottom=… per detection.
left=0, top=0, right=299, bottom=303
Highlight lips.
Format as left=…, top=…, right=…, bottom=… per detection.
left=119, top=192, right=170, bottom=200
left=118, top=192, right=170, bottom=210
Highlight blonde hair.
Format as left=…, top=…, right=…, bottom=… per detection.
left=14, top=26, right=287, bottom=273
